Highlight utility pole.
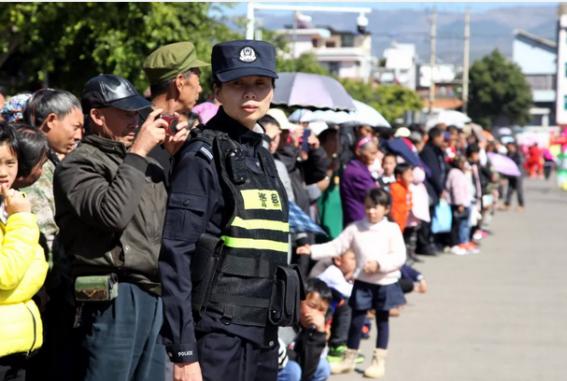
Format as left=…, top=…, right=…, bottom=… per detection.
left=246, top=0, right=255, bottom=40
left=429, top=8, right=437, bottom=114
left=462, top=9, right=471, bottom=114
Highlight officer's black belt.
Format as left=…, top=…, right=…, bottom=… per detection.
left=220, top=255, right=274, bottom=279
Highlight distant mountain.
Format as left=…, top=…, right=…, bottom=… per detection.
left=253, top=5, right=558, bottom=64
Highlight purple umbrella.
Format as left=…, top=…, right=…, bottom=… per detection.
left=273, top=72, right=355, bottom=111
left=487, top=152, right=521, bottom=177
left=193, top=101, right=219, bottom=124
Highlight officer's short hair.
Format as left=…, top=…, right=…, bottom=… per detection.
left=25, top=88, right=81, bottom=129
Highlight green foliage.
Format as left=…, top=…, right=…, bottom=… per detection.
left=0, top=3, right=239, bottom=95
left=468, top=49, right=533, bottom=128
left=276, top=53, right=330, bottom=75
left=340, top=79, right=423, bottom=123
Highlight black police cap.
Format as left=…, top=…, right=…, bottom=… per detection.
left=81, top=74, right=151, bottom=113
left=212, top=40, right=278, bottom=83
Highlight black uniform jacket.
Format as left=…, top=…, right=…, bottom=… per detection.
left=159, top=108, right=278, bottom=364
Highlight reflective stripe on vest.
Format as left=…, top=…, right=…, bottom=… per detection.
left=221, top=236, right=289, bottom=253
left=231, top=216, right=290, bottom=233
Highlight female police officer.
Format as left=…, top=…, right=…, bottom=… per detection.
left=160, top=40, right=300, bottom=381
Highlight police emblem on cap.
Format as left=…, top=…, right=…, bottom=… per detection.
left=239, top=47, right=257, bottom=63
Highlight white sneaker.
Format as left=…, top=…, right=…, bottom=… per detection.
left=451, top=245, right=468, bottom=256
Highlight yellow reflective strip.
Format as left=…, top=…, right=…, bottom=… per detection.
left=231, top=217, right=289, bottom=232
left=221, top=236, right=289, bottom=253
left=240, top=189, right=283, bottom=211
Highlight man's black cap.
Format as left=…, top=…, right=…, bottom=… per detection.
left=81, top=74, right=151, bottom=113
left=212, top=40, right=278, bottom=83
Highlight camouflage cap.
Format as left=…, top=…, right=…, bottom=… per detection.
left=143, top=41, right=209, bottom=85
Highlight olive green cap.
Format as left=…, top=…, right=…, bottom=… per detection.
left=143, top=41, right=209, bottom=85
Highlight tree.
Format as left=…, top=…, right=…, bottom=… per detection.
left=0, top=3, right=239, bottom=95
left=468, top=49, right=532, bottom=129
left=340, top=79, right=423, bottom=124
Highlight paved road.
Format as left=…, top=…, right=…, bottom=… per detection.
left=331, top=179, right=567, bottom=381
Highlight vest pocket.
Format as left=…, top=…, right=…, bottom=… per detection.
left=268, top=265, right=305, bottom=327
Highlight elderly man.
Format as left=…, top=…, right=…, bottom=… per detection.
left=143, top=41, right=208, bottom=178
left=53, top=74, right=188, bottom=381
left=144, top=41, right=208, bottom=117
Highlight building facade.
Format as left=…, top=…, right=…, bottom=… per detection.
left=513, top=29, right=557, bottom=127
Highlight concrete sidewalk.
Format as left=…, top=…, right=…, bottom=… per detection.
left=331, top=179, right=567, bottom=381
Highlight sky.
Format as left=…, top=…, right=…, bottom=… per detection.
left=212, top=1, right=559, bottom=18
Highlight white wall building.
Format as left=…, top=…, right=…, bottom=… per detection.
left=556, top=5, right=567, bottom=127
left=276, top=26, right=374, bottom=81
left=513, top=29, right=556, bottom=127
left=375, top=43, right=417, bottom=89
left=418, top=63, right=459, bottom=88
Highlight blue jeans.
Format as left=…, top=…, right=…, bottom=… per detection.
left=451, top=205, right=471, bottom=245
left=74, top=283, right=166, bottom=381
left=278, top=358, right=331, bottom=381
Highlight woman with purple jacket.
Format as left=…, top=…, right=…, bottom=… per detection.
left=340, top=137, right=379, bottom=226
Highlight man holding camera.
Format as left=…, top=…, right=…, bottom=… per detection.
left=53, top=74, right=188, bottom=381
left=143, top=41, right=208, bottom=178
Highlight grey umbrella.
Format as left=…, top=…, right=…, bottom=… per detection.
left=272, top=72, right=355, bottom=111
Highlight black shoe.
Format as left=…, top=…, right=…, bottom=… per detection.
left=408, top=253, right=424, bottom=263
left=416, top=246, right=438, bottom=256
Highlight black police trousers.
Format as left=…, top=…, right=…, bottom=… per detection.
left=197, top=331, right=278, bottom=381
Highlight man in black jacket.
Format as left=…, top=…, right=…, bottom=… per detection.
left=417, top=126, right=447, bottom=255
left=54, top=74, right=189, bottom=381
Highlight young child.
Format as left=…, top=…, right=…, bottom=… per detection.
left=445, top=156, right=478, bottom=255
left=378, top=153, right=397, bottom=189
left=389, top=163, right=413, bottom=234
left=278, top=278, right=332, bottom=381
left=0, top=123, right=48, bottom=379
left=316, top=250, right=355, bottom=358
left=297, top=188, right=406, bottom=379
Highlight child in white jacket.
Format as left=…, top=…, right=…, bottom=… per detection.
left=297, top=188, right=406, bottom=379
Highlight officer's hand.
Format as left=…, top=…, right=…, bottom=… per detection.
left=173, top=362, right=202, bottom=381
left=296, top=245, right=311, bottom=256
left=1, top=185, right=31, bottom=215
left=130, top=108, right=168, bottom=157
left=164, top=121, right=190, bottom=156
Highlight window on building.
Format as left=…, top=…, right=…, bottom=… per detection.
left=341, top=34, right=354, bottom=47
left=328, top=62, right=340, bottom=76
left=564, top=95, right=567, bottom=110
left=565, top=62, right=567, bottom=78
left=325, top=41, right=336, bottom=48
left=527, top=74, right=555, bottom=90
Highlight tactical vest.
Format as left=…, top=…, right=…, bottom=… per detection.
left=191, top=128, right=291, bottom=327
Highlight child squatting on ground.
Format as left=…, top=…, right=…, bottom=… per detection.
left=277, top=278, right=333, bottom=381
left=297, top=188, right=407, bottom=379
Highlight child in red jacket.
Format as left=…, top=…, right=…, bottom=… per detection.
left=389, top=163, right=413, bottom=232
